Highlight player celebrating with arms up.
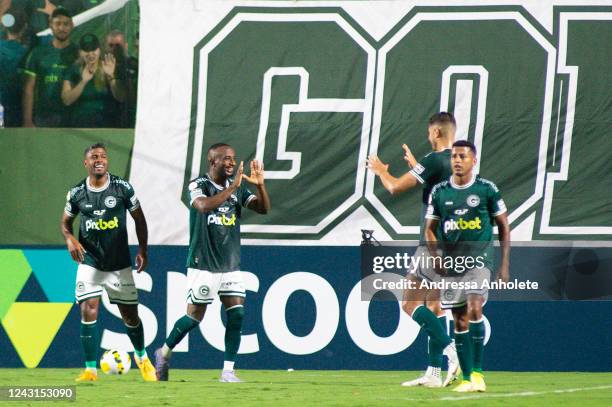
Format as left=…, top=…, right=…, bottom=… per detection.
left=367, top=112, right=459, bottom=387
left=425, top=140, right=510, bottom=392
left=155, top=143, right=270, bottom=382
left=61, top=143, right=156, bottom=382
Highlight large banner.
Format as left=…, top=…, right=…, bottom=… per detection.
left=1, top=246, right=609, bottom=371
left=132, top=1, right=612, bottom=245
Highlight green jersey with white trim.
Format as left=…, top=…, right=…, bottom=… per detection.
left=64, top=173, right=140, bottom=271
left=409, top=149, right=452, bottom=242
left=425, top=175, right=507, bottom=271
left=186, top=175, right=255, bottom=272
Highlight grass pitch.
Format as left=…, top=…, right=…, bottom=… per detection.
left=0, top=369, right=611, bottom=406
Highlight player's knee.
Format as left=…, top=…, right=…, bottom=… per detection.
left=401, top=301, right=416, bottom=316
left=403, top=301, right=426, bottom=318
left=468, top=307, right=482, bottom=321
left=426, top=300, right=441, bottom=315
left=226, top=306, right=244, bottom=329
left=186, top=303, right=207, bottom=321
left=188, top=310, right=204, bottom=322
left=467, top=297, right=484, bottom=320
left=452, top=310, right=469, bottom=331
left=454, top=318, right=468, bottom=332
left=122, top=314, right=140, bottom=327
left=80, top=300, right=99, bottom=321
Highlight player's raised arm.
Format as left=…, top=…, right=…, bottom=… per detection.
left=129, top=206, right=148, bottom=272
left=366, top=154, right=419, bottom=195
left=494, top=212, right=510, bottom=283
left=191, top=161, right=244, bottom=213
left=61, top=212, right=85, bottom=263
left=243, top=160, right=270, bottom=214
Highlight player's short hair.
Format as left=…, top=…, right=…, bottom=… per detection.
left=208, top=143, right=231, bottom=153
left=429, top=112, right=456, bottom=127
left=453, top=140, right=477, bottom=156
left=51, top=7, right=72, bottom=20
left=84, top=143, right=107, bottom=157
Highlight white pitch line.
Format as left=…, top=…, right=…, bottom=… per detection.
left=435, top=385, right=612, bottom=401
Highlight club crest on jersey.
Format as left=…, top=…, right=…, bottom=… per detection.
left=76, top=281, right=85, bottom=292
left=104, top=196, right=117, bottom=208
left=467, top=195, right=480, bottom=207
left=198, top=285, right=210, bottom=296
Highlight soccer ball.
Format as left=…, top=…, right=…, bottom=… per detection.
left=100, top=349, right=131, bottom=375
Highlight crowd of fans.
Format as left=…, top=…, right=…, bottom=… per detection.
left=0, top=1, right=138, bottom=128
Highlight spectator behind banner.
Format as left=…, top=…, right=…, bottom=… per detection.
left=0, top=8, right=28, bottom=126
left=61, top=33, right=125, bottom=127
left=105, top=29, right=137, bottom=127
left=22, top=6, right=77, bottom=127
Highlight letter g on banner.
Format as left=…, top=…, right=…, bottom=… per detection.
left=183, top=9, right=376, bottom=238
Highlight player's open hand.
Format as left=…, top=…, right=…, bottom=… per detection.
left=366, top=155, right=389, bottom=176
left=231, top=161, right=244, bottom=189
left=66, top=236, right=85, bottom=263
left=243, top=160, right=265, bottom=185
left=135, top=250, right=148, bottom=273
left=402, top=144, right=417, bottom=168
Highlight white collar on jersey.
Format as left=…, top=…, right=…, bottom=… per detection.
left=86, top=173, right=110, bottom=192
left=206, top=174, right=230, bottom=191
left=450, top=173, right=476, bottom=189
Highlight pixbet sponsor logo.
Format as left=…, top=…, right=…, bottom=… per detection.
left=443, top=217, right=482, bottom=234
left=207, top=213, right=236, bottom=226
left=85, top=217, right=120, bottom=231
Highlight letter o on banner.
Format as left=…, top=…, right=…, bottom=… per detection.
left=345, top=280, right=420, bottom=355
left=262, top=272, right=339, bottom=355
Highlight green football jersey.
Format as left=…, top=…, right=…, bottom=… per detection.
left=425, top=175, right=507, bottom=271
left=186, top=175, right=255, bottom=272
left=409, top=149, right=452, bottom=242
left=24, top=42, right=78, bottom=124
left=65, top=173, right=140, bottom=271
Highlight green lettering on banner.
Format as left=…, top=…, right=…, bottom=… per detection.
left=183, top=9, right=376, bottom=238
left=540, top=10, right=612, bottom=235
left=366, top=8, right=556, bottom=238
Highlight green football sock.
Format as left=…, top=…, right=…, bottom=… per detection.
left=448, top=315, right=455, bottom=339
left=125, top=319, right=146, bottom=359
left=80, top=320, right=99, bottom=368
left=412, top=305, right=452, bottom=349
left=470, top=319, right=485, bottom=373
left=455, top=330, right=473, bottom=380
left=165, top=315, right=200, bottom=349
left=224, top=306, right=244, bottom=362
left=427, top=315, right=447, bottom=368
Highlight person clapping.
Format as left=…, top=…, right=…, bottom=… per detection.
left=61, top=33, right=125, bottom=127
